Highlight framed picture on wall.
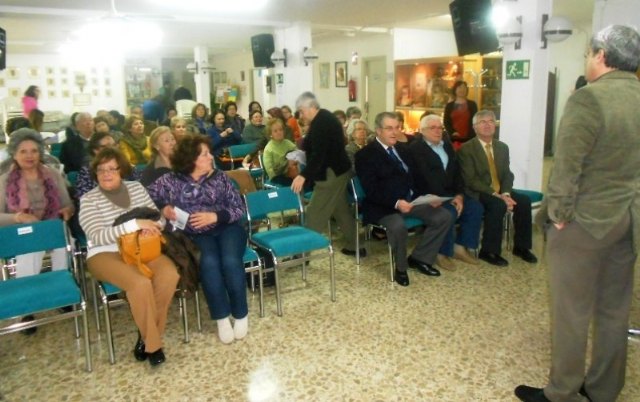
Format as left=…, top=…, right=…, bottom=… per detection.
left=48, top=90, right=56, bottom=98
left=105, top=89, right=112, bottom=97
left=46, top=78, right=55, bottom=86
left=9, top=88, right=20, bottom=98
left=46, top=67, right=54, bottom=75
left=28, top=67, right=39, bottom=78
left=0, top=78, right=5, bottom=87
left=335, top=61, right=347, bottom=87
left=7, top=67, right=19, bottom=80
left=319, top=63, right=330, bottom=89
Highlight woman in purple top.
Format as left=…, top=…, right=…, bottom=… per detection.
left=147, top=134, right=248, bottom=345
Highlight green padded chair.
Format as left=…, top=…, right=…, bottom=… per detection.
left=0, top=219, right=92, bottom=372
left=244, top=187, right=335, bottom=316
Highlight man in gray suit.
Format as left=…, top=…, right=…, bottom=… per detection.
left=515, top=25, right=640, bottom=402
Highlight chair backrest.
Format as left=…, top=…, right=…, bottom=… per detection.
left=225, top=169, right=257, bottom=195
left=244, top=187, right=303, bottom=222
left=50, top=142, right=63, bottom=159
left=67, top=170, right=79, bottom=187
left=350, top=176, right=365, bottom=204
left=0, top=219, right=69, bottom=258
left=228, top=143, right=258, bottom=159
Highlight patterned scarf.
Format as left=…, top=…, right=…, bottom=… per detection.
left=121, top=133, right=149, bottom=164
left=6, top=164, right=61, bottom=220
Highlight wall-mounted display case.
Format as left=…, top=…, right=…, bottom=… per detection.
left=394, top=56, right=502, bottom=133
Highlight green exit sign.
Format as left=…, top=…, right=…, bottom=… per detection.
left=505, top=60, right=530, bottom=79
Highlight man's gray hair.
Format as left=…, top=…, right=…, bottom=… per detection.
left=75, top=112, right=92, bottom=124
left=472, top=110, right=496, bottom=125
left=295, top=91, right=320, bottom=110
left=374, top=112, right=398, bottom=130
left=420, top=114, right=442, bottom=129
left=590, top=25, right=640, bottom=72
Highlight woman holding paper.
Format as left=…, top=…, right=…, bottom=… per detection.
left=146, top=134, right=248, bottom=345
left=263, top=118, right=297, bottom=186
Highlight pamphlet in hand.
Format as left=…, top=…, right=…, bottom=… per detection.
left=170, top=206, right=190, bottom=230
left=285, top=150, right=307, bottom=165
left=410, top=194, right=453, bottom=206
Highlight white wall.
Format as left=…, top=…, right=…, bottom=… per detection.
left=212, top=32, right=395, bottom=115
left=593, top=0, right=640, bottom=32
left=312, top=33, right=394, bottom=112
left=393, top=28, right=458, bottom=60
left=212, top=50, right=256, bottom=116
left=0, top=54, right=126, bottom=116
left=549, top=23, right=592, bottom=151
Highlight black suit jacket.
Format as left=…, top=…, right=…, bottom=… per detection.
left=301, top=108, right=351, bottom=183
left=409, top=138, right=464, bottom=197
left=60, top=131, right=88, bottom=173
left=355, top=140, right=417, bottom=224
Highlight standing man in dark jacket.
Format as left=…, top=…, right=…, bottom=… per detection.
left=291, top=92, right=359, bottom=256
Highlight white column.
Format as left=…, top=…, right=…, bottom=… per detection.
left=193, top=45, right=211, bottom=109
left=498, top=0, right=552, bottom=191
left=272, top=22, right=314, bottom=106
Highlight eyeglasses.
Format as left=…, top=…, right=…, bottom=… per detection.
left=425, top=126, right=444, bottom=131
left=475, top=120, right=496, bottom=126
left=96, top=167, right=120, bottom=175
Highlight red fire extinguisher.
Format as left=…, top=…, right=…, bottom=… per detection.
left=348, top=78, right=357, bottom=102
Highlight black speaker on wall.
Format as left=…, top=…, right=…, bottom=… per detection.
left=0, top=27, right=6, bottom=71
left=251, top=34, right=275, bottom=68
left=449, top=0, right=499, bottom=56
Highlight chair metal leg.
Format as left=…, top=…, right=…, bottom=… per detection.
left=329, top=248, right=336, bottom=302
left=102, top=289, right=116, bottom=364
left=355, top=219, right=361, bottom=266
left=91, top=279, right=102, bottom=332
left=629, top=328, right=640, bottom=336
left=504, top=211, right=514, bottom=251
left=80, top=301, right=92, bottom=372
left=257, top=265, right=265, bottom=318
left=180, top=292, right=190, bottom=343
left=195, top=290, right=202, bottom=331
left=274, top=257, right=283, bottom=317
left=73, top=304, right=81, bottom=338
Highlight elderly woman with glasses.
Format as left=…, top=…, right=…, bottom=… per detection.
left=79, top=147, right=179, bottom=367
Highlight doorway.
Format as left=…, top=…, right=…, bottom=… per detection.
left=362, top=57, right=387, bottom=127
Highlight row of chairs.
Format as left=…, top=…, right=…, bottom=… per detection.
left=0, top=185, right=337, bottom=371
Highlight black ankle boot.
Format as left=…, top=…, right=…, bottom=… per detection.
left=148, top=349, right=165, bottom=367
left=133, top=333, right=147, bottom=361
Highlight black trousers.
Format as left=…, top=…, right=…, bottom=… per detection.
left=478, top=191, right=532, bottom=254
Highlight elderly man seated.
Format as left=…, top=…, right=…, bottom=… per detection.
left=457, top=109, right=537, bottom=266
left=355, top=111, right=452, bottom=286
left=409, top=114, right=483, bottom=270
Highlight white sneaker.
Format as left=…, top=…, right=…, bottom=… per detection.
left=234, top=316, right=249, bottom=340
left=217, top=317, right=234, bottom=344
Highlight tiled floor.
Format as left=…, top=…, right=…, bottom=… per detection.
left=2, top=226, right=640, bottom=401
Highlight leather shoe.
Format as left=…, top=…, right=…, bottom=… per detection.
left=341, top=248, right=367, bottom=258
left=133, top=333, right=147, bottom=361
left=394, top=270, right=409, bottom=286
left=514, top=385, right=550, bottom=402
left=148, top=348, right=166, bottom=367
left=407, top=256, right=441, bottom=276
left=478, top=250, right=509, bottom=267
left=513, top=248, right=538, bottom=263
